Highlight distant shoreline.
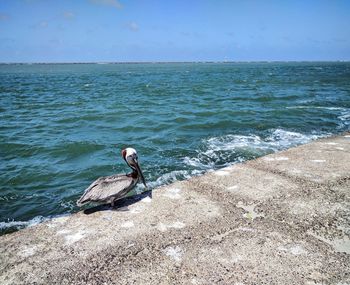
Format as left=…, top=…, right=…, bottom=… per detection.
left=1, top=60, right=350, bottom=65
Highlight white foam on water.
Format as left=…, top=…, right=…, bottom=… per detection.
left=0, top=215, right=48, bottom=232
left=60, top=200, right=75, bottom=211
left=286, top=106, right=346, bottom=111
left=338, top=109, right=350, bottom=128
left=0, top=213, right=72, bottom=233
left=339, top=110, right=350, bottom=121
left=143, top=169, right=203, bottom=191
left=183, top=156, right=215, bottom=169
left=266, top=129, right=325, bottom=147
left=183, top=129, right=329, bottom=170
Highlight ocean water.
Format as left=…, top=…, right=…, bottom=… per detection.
left=1, top=62, right=350, bottom=234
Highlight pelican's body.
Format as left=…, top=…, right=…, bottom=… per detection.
left=77, top=148, right=146, bottom=207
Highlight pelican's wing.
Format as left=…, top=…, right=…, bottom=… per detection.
left=77, top=174, right=136, bottom=206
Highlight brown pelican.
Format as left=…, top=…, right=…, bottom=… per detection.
left=77, top=147, right=147, bottom=207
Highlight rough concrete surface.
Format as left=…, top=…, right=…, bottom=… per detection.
left=0, top=133, right=349, bottom=285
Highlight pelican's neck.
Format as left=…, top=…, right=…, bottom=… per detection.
left=127, top=169, right=138, bottom=179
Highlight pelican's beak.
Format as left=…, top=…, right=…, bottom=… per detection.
left=133, top=158, right=147, bottom=189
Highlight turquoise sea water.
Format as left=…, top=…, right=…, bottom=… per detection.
left=1, top=62, right=350, bottom=234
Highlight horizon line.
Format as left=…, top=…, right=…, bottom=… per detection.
left=1, top=60, right=350, bottom=65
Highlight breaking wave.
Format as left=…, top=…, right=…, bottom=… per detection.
left=338, top=109, right=350, bottom=128
left=135, top=169, right=203, bottom=193
left=0, top=216, right=48, bottom=234
left=183, top=129, right=330, bottom=170
left=0, top=214, right=71, bottom=235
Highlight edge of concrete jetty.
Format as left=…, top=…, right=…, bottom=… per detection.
left=1, top=132, right=350, bottom=285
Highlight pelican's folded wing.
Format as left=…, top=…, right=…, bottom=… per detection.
left=77, top=174, right=136, bottom=206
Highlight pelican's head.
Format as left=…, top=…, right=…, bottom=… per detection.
left=122, top=147, right=147, bottom=188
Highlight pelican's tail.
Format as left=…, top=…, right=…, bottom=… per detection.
left=76, top=197, right=87, bottom=207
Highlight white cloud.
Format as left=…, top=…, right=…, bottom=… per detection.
left=30, top=20, right=48, bottom=29
left=38, top=21, right=48, bottom=28
left=62, top=11, right=75, bottom=20
left=89, top=0, right=122, bottom=9
left=125, top=21, right=139, bottom=32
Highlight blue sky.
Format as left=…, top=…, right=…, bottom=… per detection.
left=0, top=0, right=349, bottom=62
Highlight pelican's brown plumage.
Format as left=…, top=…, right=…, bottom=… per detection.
left=77, top=148, right=147, bottom=207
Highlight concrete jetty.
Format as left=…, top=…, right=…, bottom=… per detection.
left=1, top=133, right=349, bottom=285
